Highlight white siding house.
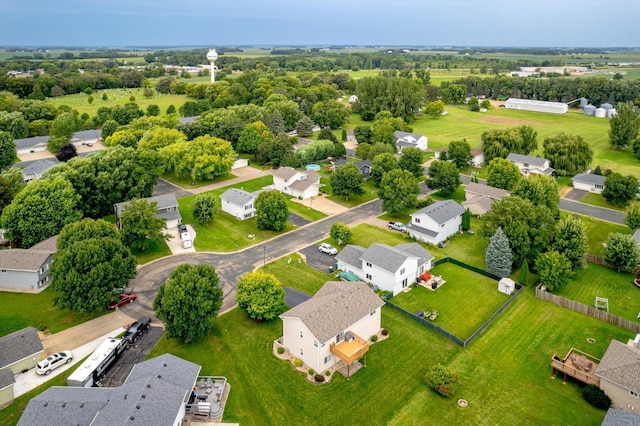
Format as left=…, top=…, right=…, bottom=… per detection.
left=21, top=159, right=60, bottom=182
left=595, top=339, right=640, bottom=413
left=220, top=188, right=258, bottom=220
left=506, top=153, right=555, bottom=177
left=394, top=131, right=428, bottom=152
left=572, top=173, right=606, bottom=193
left=114, top=193, right=181, bottom=230
left=0, top=249, right=54, bottom=291
left=279, top=281, right=384, bottom=375
left=272, top=167, right=320, bottom=200
left=335, top=243, right=434, bottom=295
left=406, top=200, right=465, bottom=245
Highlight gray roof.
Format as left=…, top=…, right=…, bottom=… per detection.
left=114, top=193, right=179, bottom=217
left=506, top=153, right=548, bottom=168
left=280, top=281, right=384, bottom=343
left=572, top=173, right=606, bottom=186
left=70, top=129, right=101, bottom=141
left=178, top=116, right=198, bottom=124
left=221, top=188, right=257, bottom=206
left=272, top=166, right=298, bottom=180
left=335, top=245, right=366, bottom=267
left=359, top=243, right=425, bottom=273
left=405, top=222, right=439, bottom=238
left=394, top=130, right=424, bottom=142
left=462, top=195, right=495, bottom=212
left=595, top=340, right=640, bottom=393
left=18, top=353, right=201, bottom=426
left=395, top=243, right=434, bottom=264
left=600, top=103, right=614, bottom=110
left=412, top=200, right=465, bottom=225
left=465, top=182, right=510, bottom=200
left=22, top=159, right=61, bottom=176
left=30, top=235, right=59, bottom=252
left=601, top=408, right=640, bottom=426
left=633, top=229, right=640, bottom=245
left=18, top=387, right=111, bottom=426
left=0, top=249, right=53, bottom=272
left=0, top=327, right=44, bottom=369
left=14, top=135, right=49, bottom=150
left=0, top=368, right=15, bottom=389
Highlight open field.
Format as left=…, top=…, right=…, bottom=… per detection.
left=391, top=262, right=510, bottom=339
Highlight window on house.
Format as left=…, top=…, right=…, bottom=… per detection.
left=166, top=207, right=175, bottom=212
left=400, top=268, right=405, bottom=275
left=299, top=331, right=303, bottom=338
left=366, top=262, right=372, bottom=267
left=595, top=184, right=603, bottom=189
left=402, top=278, right=408, bottom=287
left=370, top=310, right=376, bottom=316
left=314, top=340, right=318, bottom=347
left=336, top=331, right=344, bottom=343
left=415, top=218, right=421, bottom=223
left=300, top=349, right=304, bottom=356
left=631, top=390, right=639, bottom=398
left=324, top=354, right=332, bottom=364
left=366, top=273, right=372, bottom=280
left=1, top=269, right=6, bottom=274
left=524, top=163, right=529, bottom=168
left=40, top=267, right=45, bottom=273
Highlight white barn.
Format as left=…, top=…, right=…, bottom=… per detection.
left=504, top=98, right=568, bottom=114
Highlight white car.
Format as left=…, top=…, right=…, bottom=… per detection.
left=319, top=243, right=338, bottom=255
left=36, top=351, right=73, bottom=375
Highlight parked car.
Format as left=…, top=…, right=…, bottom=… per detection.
left=36, top=351, right=73, bottom=375
left=388, top=222, right=406, bottom=232
left=178, top=224, right=187, bottom=233
left=107, top=293, right=137, bottom=310
left=123, top=317, right=151, bottom=344
left=318, top=243, right=338, bottom=255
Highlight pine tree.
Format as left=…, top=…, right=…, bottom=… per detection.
left=486, top=227, right=513, bottom=278
left=461, top=208, right=471, bottom=231
left=519, top=260, right=529, bottom=285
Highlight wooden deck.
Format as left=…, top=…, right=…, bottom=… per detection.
left=330, top=332, right=369, bottom=365
left=550, top=347, right=600, bottom=386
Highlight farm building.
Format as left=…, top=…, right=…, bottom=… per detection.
left=504, top=98, right=568, bottom=114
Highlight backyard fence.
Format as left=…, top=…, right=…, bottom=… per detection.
left=535, top=284, right=640, bottom=333
left=584, top=254, right=640, bottom=274
left=384, top=257, right=523, bottom=348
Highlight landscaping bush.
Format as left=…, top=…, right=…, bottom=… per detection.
left=582, top=384, right=611, bottom=410
left=314, top=374, right=325, bottom=383
left=416, top=196, right=435, bottom=209
left=293, top=358, right=302, bottom=367
left=277, top=347, right=284, bottom=355
left=424, top=364, right=458, bottom=397
left=381, top=328, right=389, bottom=336
left=308, top=369, right=314, bottom=375
left=325, top=371, right=331, bottom=376
left=371, top=335, right=378, bottom=342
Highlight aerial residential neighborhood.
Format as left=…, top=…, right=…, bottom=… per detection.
left=0, top=2, right=640, bottom=425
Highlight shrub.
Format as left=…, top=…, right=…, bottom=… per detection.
left=371, top=335, right=378, bottom=342
left=582, top=384, right=611, bottom=410
left=293, top=358, right=302, bottom=367
left=424, top=364, right=458, bottom=397
left=381, top=328, right=389, bottom=336
left=277, top=347, right=284, bottom=355
left=314, top=374, right=325, bottom=383
left=308, top=369, right=315, bottom=375
left=416, top=196, right=435, bottom=209
left=325, top=371, right=331, bottom=376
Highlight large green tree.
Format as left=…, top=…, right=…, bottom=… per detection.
left=625, top=201, right=640, bottom=230
left=331, top=162, right=365, bottom=201
left=379, top=168, right=421, bottom=217
left=535, top=251, right=572, bottom=292
left=154, top=264, right=223, bottom=342
left=0, top=167, right=24, bottom=216
left=192, top=193, right=219, bottom=225
left=137, top=127, right=186, bottom=151
left=480, top=196, right=555, bottom=266
left=330, top=222, right=353, bottom=245
left=425, top=100, right=445, bottom=118
left=604, top=233, right=640, bottom=272
left=602, top=173, right=639, bottom=206
left=485, top=227, right=513, bottom=278
left=160, top=135, right=236, bottom=181
left=552, top=215, right=588, bottom=272
left=48, top=112, right=77, bottom=153
left=0, top=111, right=28, bottom=139
left=0, top=131, right=17, bottom=170
left=398, top=147, right=424, bottom=178
left=370, top=153, right=398, bottom=187
left=236, top=271, right=286, bottom=321
left=426, top=160, right=460, bottom=196
left=237, top=121, right=274, bottom=155
left=311, top=100, right=349, bottom=129
left=1, top=177, right=82, bottom=248
left=486, top=158, right=521, bottom=191
left=120, top=198, right=168, bottom=251
left=609, top=101, right=640, bottom=149
left=52, top=237, right=136, bottom=313
left=354, top=76, right=424, bottom=122
left=255, top=190, right=289, bottom=232
left=57, top=218, right=119, bottom=251
left=481, top=126, right=537, bottom=162
left=512, top=174, right=559, bottom=212
left=543, top=133, right=593, bottom=176
left=447, top=140, right=473, bottom=169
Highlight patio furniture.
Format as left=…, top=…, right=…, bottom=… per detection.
left=429, top=311, right=438, bottom=321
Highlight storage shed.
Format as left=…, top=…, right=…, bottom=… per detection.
left=498, top=278, right=516, bottom=295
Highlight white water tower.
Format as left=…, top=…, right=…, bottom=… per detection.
left=206, top=49, right=218, bottom=83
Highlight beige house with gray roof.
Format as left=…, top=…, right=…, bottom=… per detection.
left=595, top=338, right=640, bottom=412
left=272, top=167, right=320, bottom=200
left=462, top=182, right=510, bottom=215
left=279, top=281, right=384, bottom=375
left=0, top=249, right=54, bottom=292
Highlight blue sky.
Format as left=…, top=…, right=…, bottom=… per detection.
left=0, top=0, right=638, bottom=47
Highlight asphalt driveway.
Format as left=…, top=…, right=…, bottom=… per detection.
left=288, top=213, right=311, bottom=227
left=284, top=288, right=311, bottom=308
left=564, top=188, right=588, bottom=201
left=299, top=244, right=338, bottom=273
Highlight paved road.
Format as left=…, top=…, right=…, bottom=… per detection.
left=559, top=199, right=625, bottom=225
left=120, top=199, right=383, bottom=319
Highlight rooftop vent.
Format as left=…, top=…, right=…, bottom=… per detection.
left=130, top=416, right=135, bottom=421
left=136, top=404, right=140, bottom=409
left=146, top=384, right=151, bottom=388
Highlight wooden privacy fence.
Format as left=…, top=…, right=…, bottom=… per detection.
left=535, top=284, right=640, bottom=333
left=584, top=254, right=640, bottom=274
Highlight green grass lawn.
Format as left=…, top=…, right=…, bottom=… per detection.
left=391, top=262, right=510, bottom=339
left=259, top=253, right=331, bottom=295
left=285, top=199, right=328, bottom=222
left=554, top=264, right=640, bottom=322
left=0, top=287, right=105, bottom=336
left=559, top=212, right=632, bottom=256
left=162, top=172, right=237, bottom=189
left=130, top=238, right=172, bottom=264
left=580, top=192, right=625, bottom=211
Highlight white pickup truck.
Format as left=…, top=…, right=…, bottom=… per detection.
left=387, top=222, right=406, bottom=232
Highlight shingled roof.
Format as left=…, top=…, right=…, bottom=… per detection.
left=0, top=249, right=53, bottom=272
left=595, top=340, right=640, bottom=394
left=506, top=153, right=548, bottom=168
left=601, top=408, right=640, bottom=426
left=572, top=173, right=606, bottom=186
left=280, top=281, right=384, bottom=343
left=220, top=188, right=257, bottom=206
left=114, top=193, right=179, bottom=217
left=359, top=243, right=432, bottom=273
left=0, top=327, right=43, bottom=370
left=464, top=182, right=510, bottom=200
left=0, top=368, right=15, bottom=390
left=412, top=200, right=465, bottom=225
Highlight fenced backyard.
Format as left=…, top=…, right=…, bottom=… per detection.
left=385, top=257, right=523, bottom=348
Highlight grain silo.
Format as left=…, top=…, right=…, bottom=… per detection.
left=579, top=98, right=588, bottom=110
left=607, top=108, right=617, bottom=118
left=595, top=107, right=607, bottom=118
left=583, top=104, right=596, bottom=116
left=601, top=103, right=614, bottom=110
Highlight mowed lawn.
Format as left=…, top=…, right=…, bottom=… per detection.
left=391, top=262, right=510, bottom=339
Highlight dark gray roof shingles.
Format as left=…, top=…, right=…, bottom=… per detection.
left=0, top=368, right=15, bottom=389
left=0, top=249, right=53, bottom=272
left=572, top=173, right=606, bottom=186
left=595, top=340, right=640, bottom=393
left=601, top=408, right=640, bottom=426
left=18, top=387, right=111, bottom=426
left=506, top=153, right=548, bottom=168
left=412, top=200, right=465, bottom=225
left=0, top=327, right=44, bottom=369
left=220, top=188, right=256, bottom=206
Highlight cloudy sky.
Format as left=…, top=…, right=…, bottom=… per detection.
left=0, top=0, right=638, bottom=47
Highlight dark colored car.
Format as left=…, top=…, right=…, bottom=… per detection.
left=178, top=224, right=187, bottom=233
left=123, top=317, right=151, bottom=343
left=107, top=293, right=137, bottom=310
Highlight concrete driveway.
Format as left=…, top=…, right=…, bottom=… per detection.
left=299, top=244, right=338, bottom=273
left=165, top=225, right=196, bottom=255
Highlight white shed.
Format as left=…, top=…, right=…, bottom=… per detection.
left=498, top=278, right=515, bottom=295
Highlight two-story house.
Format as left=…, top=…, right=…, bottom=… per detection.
left=279, top=281, right=384, bottom=376
left=335, top=243, right=434, bottom=295
left=114, top=193, right=181, bottom=230
left=0, top=249, right=54, bottom=291
left=394, top=131, right=428, bottom=153
left=506, top=153, right=555, bottom=177
left=406, top=200, right=465, bottom=245
left=272, top=167, right=320, bottom=200
left=595, top=338, right=640, bottom=413
left=220, top=188, right=259, bottom=220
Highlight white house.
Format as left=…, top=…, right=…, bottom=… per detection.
left=504, top=98, right=568, bottom=114
left=272, top=167, right=320, bottom=200
left=21, top=158, right=60, bottom=182
left=406, top=200, right=465, bottom=245
left=14, top=136, right=49, bottom=155
left=0, top=249, right=54, bottom=291
left=220, top=188, right=258, bottom=220
left=462, top=182, right=510, bottom=215
left=394, top=131, right=428, bottom=153
left=232, top=157, right=249, bottom=170
left=335, top=243, right=434, bottom=295
left=69, top=129, right=101, bottom=147
left=114, top=193, right=181, bottom=230
left=595, top=338, right=640, bottom=413
left=506, top=153, right=555, bottom=177
left=279, top=281, right=384, bottom=375
left=572, top=173, right=606, bottom=194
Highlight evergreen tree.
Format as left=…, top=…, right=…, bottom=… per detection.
left=461, top=208, right=471, bottom=231
left=485, top=227, right=513, bottom=278
left=552, top=215, right=588, bottom=272
left=295, top=115, right=315, bottom=137
left=519, top=260, right=529, bottom=285
left=609, top=101, right=640, bottom=149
